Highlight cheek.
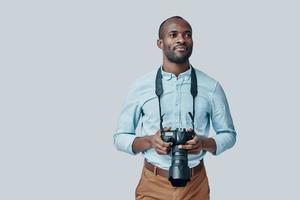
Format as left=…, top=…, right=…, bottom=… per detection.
left=164, top=43, right=173, bottom=51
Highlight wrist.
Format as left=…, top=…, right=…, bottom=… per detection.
left=201, top=138, right=217, bottom=154
left=132, top=135, right=153, bottom=154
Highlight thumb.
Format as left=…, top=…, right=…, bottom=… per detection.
left=163, top=127, right=171, bottom=131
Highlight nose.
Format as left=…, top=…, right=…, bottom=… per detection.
left=176, top=34, right=185, bottom=44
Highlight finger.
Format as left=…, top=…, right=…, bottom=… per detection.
left=163, top=127, right=171, bottom=131
left=185, top=139, right=197, bottom=145
left=154, top=134, right=164, bottom=145
left=186, top=128, right=193, bottom=132
left=154, top=134, right=173, bottom=149
left=178, top=144, right=194, bottom=150
left=154, top=142, right=169, bottom=151
left=156, top=148, right=167, bottom=155
left=185, top=135, right=200, bottom=145
left=162, top=141, right=173, bottom=148
left=155, top=143, right=166, bottom=151
left=189, top=146, right=203, bottom=153
left=155, top=146, right=169, bottom=155
left=155, top=146, right=166, bottom=154
left=187, top=149, right=201, bottom=154
left=180, top=142, right=201, bottom=149
left=156, top=142, right=172, bottom=151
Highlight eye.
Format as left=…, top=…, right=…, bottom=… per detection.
left=169, top=32, right=177, bottom=38
left=185, top=32, right=192, bottom=38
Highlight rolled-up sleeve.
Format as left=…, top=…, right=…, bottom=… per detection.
left=113, top=82, right=142, bottom=155
left=210, top=82, right=237, bottom=155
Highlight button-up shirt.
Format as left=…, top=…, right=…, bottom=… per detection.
left=114, top=66, right=236, bottom=170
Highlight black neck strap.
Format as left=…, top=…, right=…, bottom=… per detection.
left=155, top=66, right=198, bottom=131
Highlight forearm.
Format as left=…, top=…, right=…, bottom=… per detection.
left=132, top=136, right=153, bottom=154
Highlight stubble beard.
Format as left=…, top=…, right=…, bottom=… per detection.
left=164, top=46, right=193, bottom=64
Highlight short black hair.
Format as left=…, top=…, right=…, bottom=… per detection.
left=158, top=16, right=192, bottom=39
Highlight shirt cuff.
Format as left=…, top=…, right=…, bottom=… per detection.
left=212, top=131, right=236, bottom=156
left=113, top=133, right=137, bottom=155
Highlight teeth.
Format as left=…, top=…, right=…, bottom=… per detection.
left=176, top=46, right=186, bottom=50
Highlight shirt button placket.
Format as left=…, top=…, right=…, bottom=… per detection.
left=176, top=79, right=181, bottom=127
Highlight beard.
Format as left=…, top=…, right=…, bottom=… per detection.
left=164, top=45, right=193, bottom=64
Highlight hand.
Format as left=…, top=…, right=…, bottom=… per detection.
left=150, top=127, right=173, bottom=155
left=178, top=134, right=206, bottom=154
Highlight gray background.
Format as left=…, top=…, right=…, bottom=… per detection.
left=1, top=0, right=299, bottom=199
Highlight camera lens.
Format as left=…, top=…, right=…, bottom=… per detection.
left=168, top=146, right=190, bottom=187
left=161, top=129, right=195, bottom=187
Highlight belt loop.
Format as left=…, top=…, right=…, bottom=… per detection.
left=154, top=166, right=157, bottom=175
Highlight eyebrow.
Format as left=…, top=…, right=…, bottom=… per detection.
left=167, top=30, right=192, bottom=34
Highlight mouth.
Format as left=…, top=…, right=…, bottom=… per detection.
left=174, top=45, right=188, bottom=51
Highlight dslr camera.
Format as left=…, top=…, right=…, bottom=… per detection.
left=161, top=128, right=195, bottom=187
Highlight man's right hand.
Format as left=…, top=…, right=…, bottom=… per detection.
left=150, top=128, right=173, bottom=155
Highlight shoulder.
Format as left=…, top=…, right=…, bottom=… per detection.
left=133, top=70, right=157, bottom=86
left=129, top=70, right=157, bottom=95
left=193, top=67, right=219, bottom=92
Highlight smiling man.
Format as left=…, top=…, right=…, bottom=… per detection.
left=114, top=16, right=237, bottom=200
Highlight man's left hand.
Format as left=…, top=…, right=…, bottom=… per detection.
left=178, top=135, right=207, bottom=154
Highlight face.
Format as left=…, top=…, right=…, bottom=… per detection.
left=157, top=19, right=193, bottom=64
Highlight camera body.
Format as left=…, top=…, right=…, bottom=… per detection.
left=161, top=128, right=195, bottom=187
left=161, top=128, right=195, bottom=145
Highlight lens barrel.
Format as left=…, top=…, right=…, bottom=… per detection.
left=168, top=146, right=190, bottom=187
left=161, top=129, right=195, bottom=187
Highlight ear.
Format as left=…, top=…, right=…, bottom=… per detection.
left=157, top=39, right=163, bottom=49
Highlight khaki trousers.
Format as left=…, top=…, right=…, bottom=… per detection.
left=135, top=163, right=210, bottom=200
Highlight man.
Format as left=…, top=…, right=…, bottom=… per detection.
left=114, top=16, right=236, bottom=200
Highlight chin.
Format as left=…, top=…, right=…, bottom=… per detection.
left=172, top=59, right=189, bottom=64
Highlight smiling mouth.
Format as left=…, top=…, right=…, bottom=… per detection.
left=174, top=45, right=187, bottom=51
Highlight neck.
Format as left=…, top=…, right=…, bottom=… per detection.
left=162, top=59, right=190, bottom=77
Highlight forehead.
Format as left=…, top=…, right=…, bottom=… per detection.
left=163, top=19, right=192, bottom=34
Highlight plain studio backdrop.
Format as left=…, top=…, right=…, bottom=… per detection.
left=0, top=0, right=299, bottom=199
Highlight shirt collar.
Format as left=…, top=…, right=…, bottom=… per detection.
left=160, top=65, right=192, bottom=81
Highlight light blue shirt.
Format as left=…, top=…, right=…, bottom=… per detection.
left=114, top=66, right=236, bottom=170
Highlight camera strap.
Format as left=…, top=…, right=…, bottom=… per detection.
left=155, top=66, right=198, bottom=131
